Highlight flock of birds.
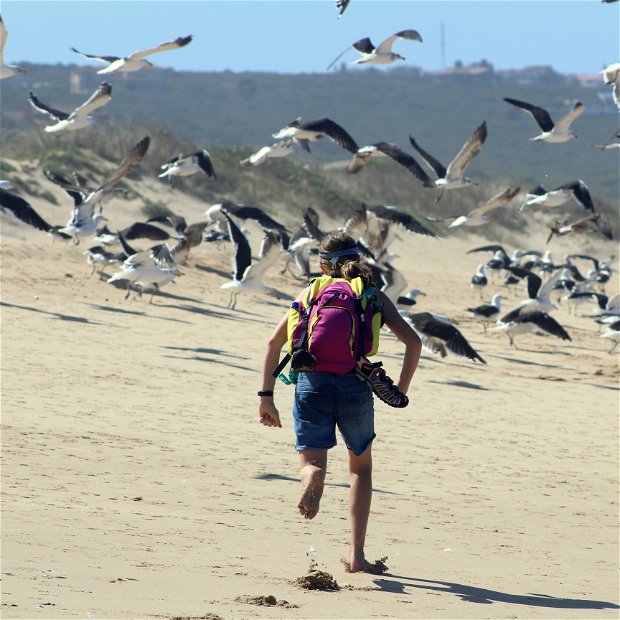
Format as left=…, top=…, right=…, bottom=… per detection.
left=0, top=4, right=618, bottom=362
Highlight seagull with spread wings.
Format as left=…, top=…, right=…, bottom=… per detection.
left=601, top=63, right=620, bottom=109
left=272, top=117, right=359, bottom=154
left=71, top=34, right=193, bottom=74
left=28, top=82, right=112, bottom=133
left=159, top=150, right=216, bottom=181
left=220, top=213, right=281, bottom=309
left=408, top=121, right=488, bottom=197
left=0, top=15, right=26, bottom=79
left=448, top=187, right=520, bottom=228
left=327, top=29, right=422, bottom=70
left=521, top=180, right=595, bottom=214
left=503, top=97, right=584, bottom=143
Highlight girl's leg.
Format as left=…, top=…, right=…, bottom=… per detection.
left=348, top=446, right=373, bottom=572
left=298, top=449, right=327, bottom=520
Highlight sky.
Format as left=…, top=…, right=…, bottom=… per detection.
left=1, top=1, right=618, bottom=75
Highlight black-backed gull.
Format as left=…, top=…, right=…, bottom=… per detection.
left=272, top=117, right=359, bottom=154
left=72, top=35, right=193, bottom=74
left=28, top=83, right=112, bottom=133
left=503, top=98, right=584, bottom=143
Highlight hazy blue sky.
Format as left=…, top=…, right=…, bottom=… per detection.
left=2, top=1, right=618, bottom=75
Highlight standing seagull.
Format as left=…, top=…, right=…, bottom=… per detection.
left=471, top=264, right=488, bottom=297
left=0, top=15, right=26, bottom=78
left=503, top=97, right=584, bottom=143
left=327, top=29, right=422, bottom=70
left=466, top=294, right=502, bottom=332
left=272, top=117, right=359, bottom=153
left=28, top=82, right=112, bottom=133
left=408, top=121, right=488, bottom=197
left=159, top=150, right=216, bottom=180
left=71, top=34, right=193, bottom=74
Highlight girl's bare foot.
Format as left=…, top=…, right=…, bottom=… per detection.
left=343, top=553, right=388, bottom=574
left=297, top=469, right=324, bottom=520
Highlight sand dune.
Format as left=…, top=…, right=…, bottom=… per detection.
left=1, top=166, right=618, bottom=619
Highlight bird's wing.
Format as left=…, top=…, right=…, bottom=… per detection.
left=225, top=204, right=287, bottom=233
left=445, top=121, right=487, bottom=180
left=327, top=42, right=356, bottom=70
left=352, top=37, right=375, bottom=54
left=469, top=186, right=520, bottom=216
left=224, top=212, right=252, bottom=281
left=196, top=150, right=217, bottom=179
left=44, top=170, right=86, bottom=206
left=408, top=135, right=446, bottom=178
left=467, top=244, right=507, bottom=256
left=28, top=92, right=68, bottom=121
left=343, top=204, right=368, bottom=240
left=553, top=101, right=585, bottom=132
left=244, top=231, right=281, bottom=282
left=370, top=205, right=436, bottom=237
left=150, top=243, right=177, bottom=269
left=375, top=29, right=423, bottom=54
left=0, top=189, right=54, bottom=232
left=302, top=118, right=359, bottom=153
left=99, top=136, right=150, bottom=190
left=121, top=222, right=171, bottom=241
left=128, top=35, right=193, bottom=60
left=518, top=312, right=571, bottom=341
left=503, top=97, right=554, bottom=132
left=442, top=325, right=486, bottom=363
left=537, top=270, right=563, bottom=302
left=69, top=82, right=112, bottom=119
left=375, top=142, right=434, bottom=187
left=70, top=47, right=120, bottom=64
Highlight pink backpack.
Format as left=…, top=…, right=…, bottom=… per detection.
left=273, top=276, right=383, bottom=379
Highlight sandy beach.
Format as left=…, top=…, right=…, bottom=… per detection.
left=1, top=171, right=618, bottom=620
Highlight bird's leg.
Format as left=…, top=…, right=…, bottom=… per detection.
left=73, top=235, right=80, bottom=246
left=482, top=323, right=487, bottom=333
left=608, top=341, right=618, bottom=354
left=124, top=282, right=131, bottom=301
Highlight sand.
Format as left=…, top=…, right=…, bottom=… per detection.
left=1, top=171, right=618, bottom=619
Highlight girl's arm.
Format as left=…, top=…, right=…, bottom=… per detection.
left=375, top=291, right=422, bottom=394
left=258, top=311, right=289, bottom=428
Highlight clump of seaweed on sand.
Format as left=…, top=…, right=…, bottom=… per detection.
left=295, top=560, right=340, bottom=591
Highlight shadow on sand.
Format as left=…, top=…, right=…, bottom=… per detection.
left=254, top=473, right=400, bottom=495
left=428, top=380, right=490, bottom=391
left=373, top=574, right=620, bottom=611
left=0, top=301, right=104, bottom=325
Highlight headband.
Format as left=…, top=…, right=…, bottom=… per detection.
left=318, top=246, right=360, bottom=265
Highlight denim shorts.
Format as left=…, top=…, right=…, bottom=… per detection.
left=292, top=370, right=375, bottom=456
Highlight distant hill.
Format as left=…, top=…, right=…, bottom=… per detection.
left=1, top=62, right=617, bottom=240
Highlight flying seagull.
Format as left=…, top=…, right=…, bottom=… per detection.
left=0, top=15, right=26, bottom=79
left=408, top=121, right=488, bottom=196
left=327, top=29, right=422, bottom=70
left=159, top=150, right=216, bottom=180
left=28, top=82, right=112, bottom=133
left=588, top=129, right=620, bottom=150
left=272, top=117, right=359, bottom=153
left=521, top=180, right=595, bottom=213
left=220, top=213, right=280, bottom=309
left=71, top=34, right=193, bottom=74
left=240, top=139, right=300, bottom=166
left=503, top=97, right=584, bottom=143
left=449, top=187, right=520, bottom=228
left=601, top=62, right=620, bottom=109
left=547, top=213, right=613, bottom=243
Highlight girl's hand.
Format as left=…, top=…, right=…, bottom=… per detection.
left=259, top=399, right=282, bottom=428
